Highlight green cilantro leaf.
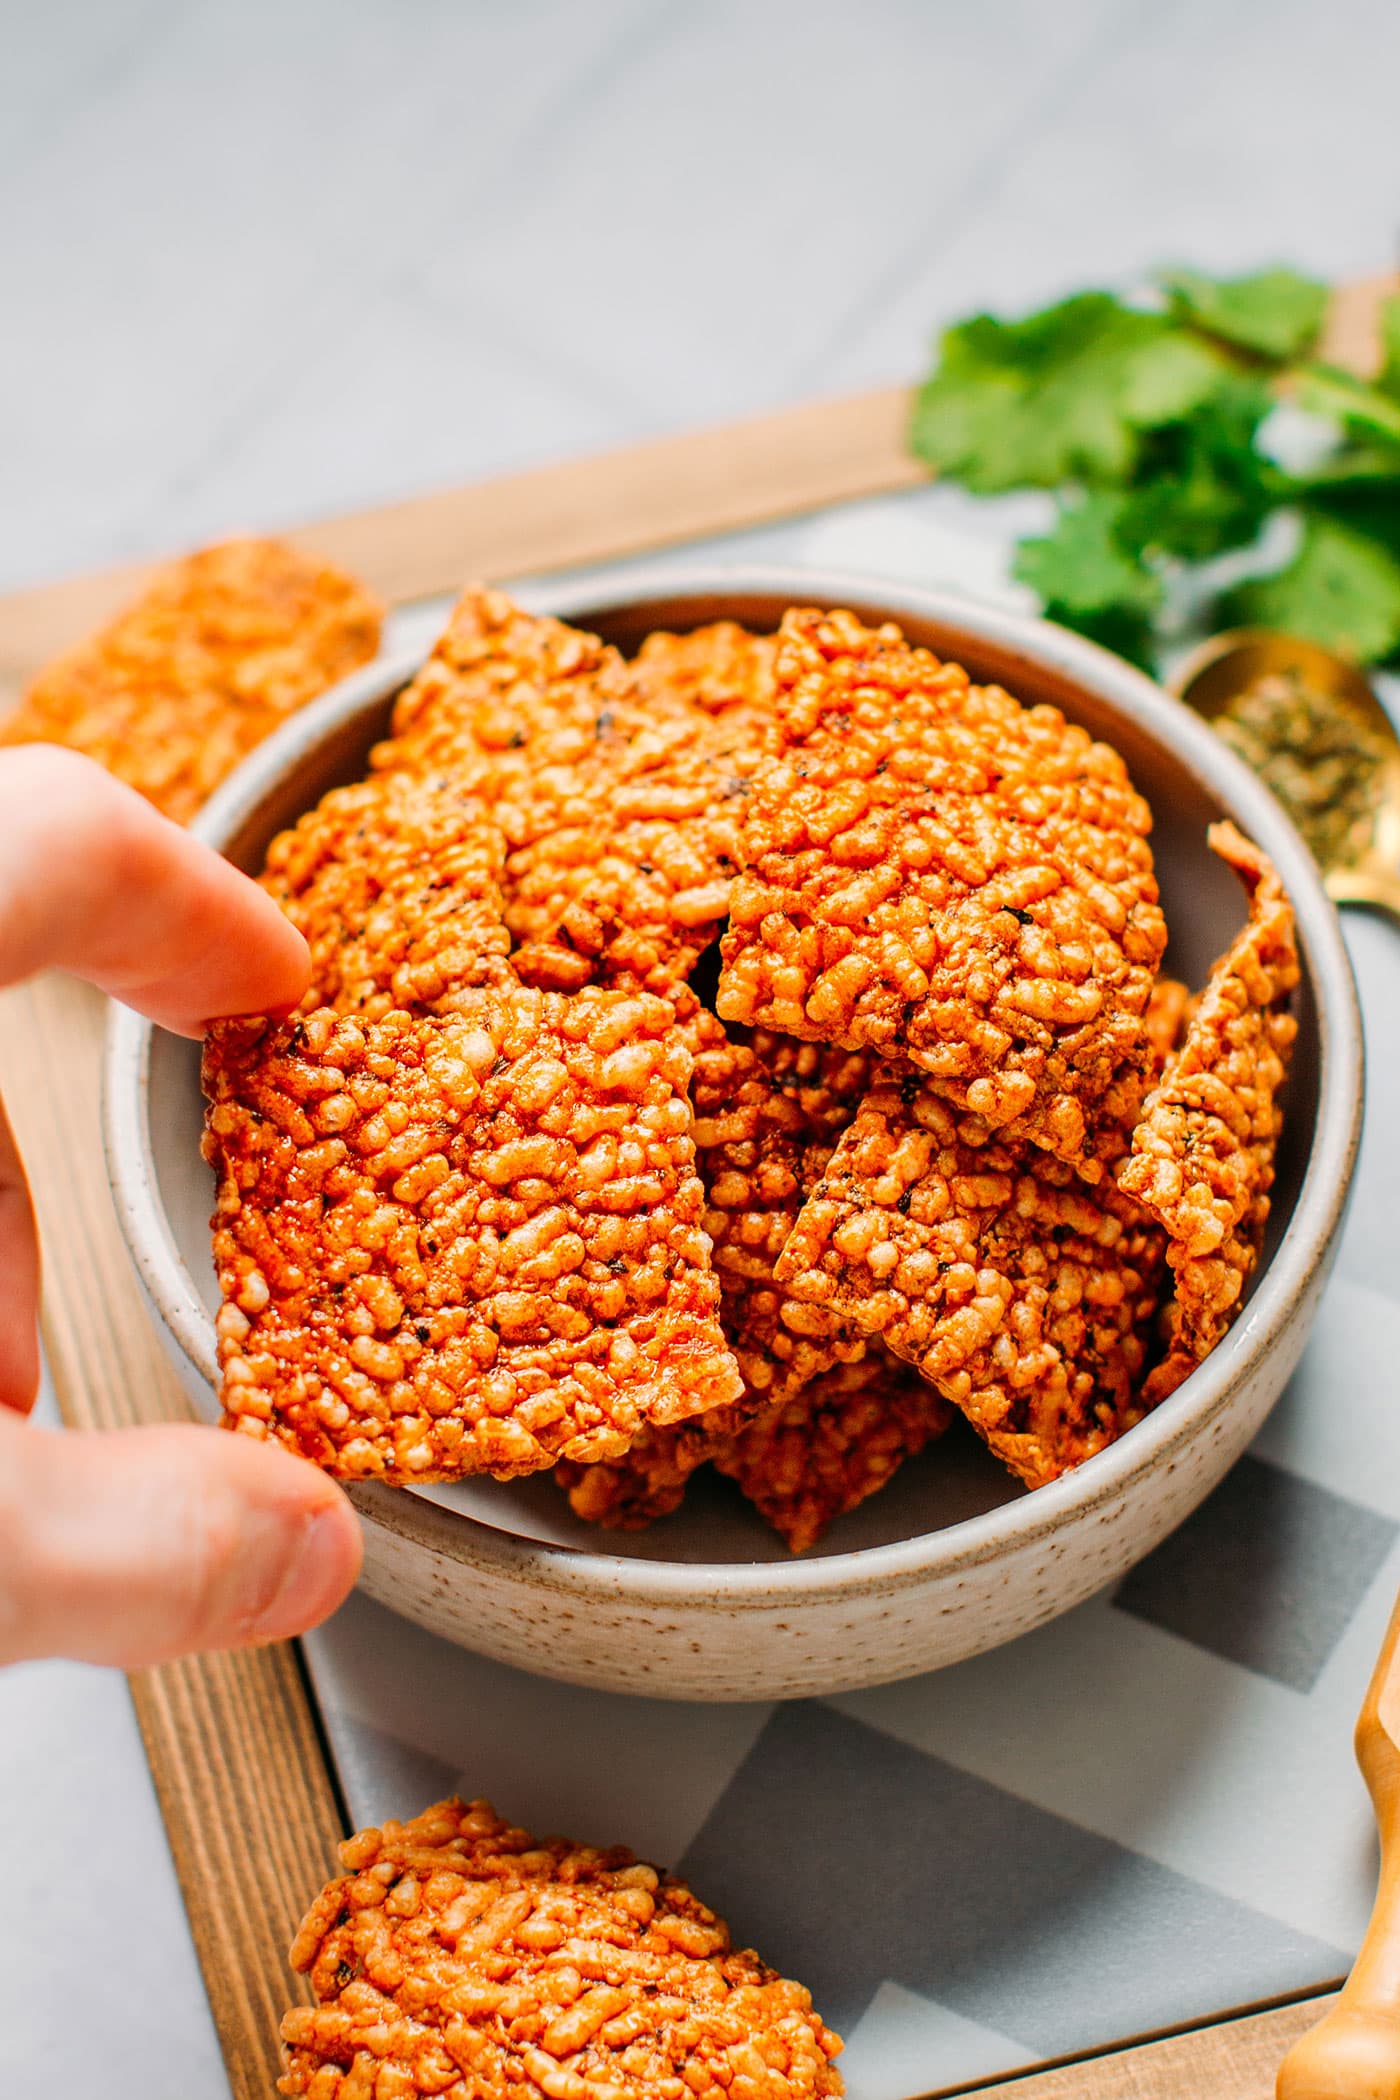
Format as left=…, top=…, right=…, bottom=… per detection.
left=1117, top=380, right=1280, bottom=561
left=1295, top=446, right=1400, bottom=493
left=1306, top=480, right=1400, bottom=566
left=1223, top=513, right=1400, bottom=662
left=1012, top=493, right=1162, bottom=666
left=909, top=292, right=1228, bottom=493
left=909, top=267, right=1400, bottom=668
left=1293, top=364, right=1400, bottom=450
left=1159, top=265, right=1328, bottom=361
left=1378, top=295, right=1400, bottom=399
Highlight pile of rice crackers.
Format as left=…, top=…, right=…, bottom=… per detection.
left=6, top=542, right=1304, bottom=2100
left=192, top=578, right=1299, bottom=1553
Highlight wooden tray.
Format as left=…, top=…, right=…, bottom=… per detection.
left=0, top=273, right=1393, bottom=2100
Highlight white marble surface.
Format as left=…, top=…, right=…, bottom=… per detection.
left=3, top=3, right=1399, bottom=2092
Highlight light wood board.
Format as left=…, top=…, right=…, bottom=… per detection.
left=0, top=271, right=1392, bottom=2098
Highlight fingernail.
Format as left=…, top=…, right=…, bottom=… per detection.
left=242, top=1503, right=357, bottom=1642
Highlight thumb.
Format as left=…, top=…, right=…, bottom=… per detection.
left=0, top=1411, right=362, bottom=1668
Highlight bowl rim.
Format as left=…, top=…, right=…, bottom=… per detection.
left=103, top=560, right=1365, bottom=1608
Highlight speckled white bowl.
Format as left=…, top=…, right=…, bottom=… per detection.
left=103, top=566, right=1363, bottom=1700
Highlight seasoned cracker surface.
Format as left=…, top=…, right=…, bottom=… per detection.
left=777, top=1077, right=1166, bottom=1487
left=373, top=587, right=642, bottom=810
left=279, top=1798, right=843, bottom=2100
left=555, top=1401, right=754, bottom=1530
left=261, top=773, right=512, bottom=1019
left=198, top=580, right=1294, bottom=1512
left=632, top=621, right=779, bottom=716
left=687, top=1003, right=874, bottom=1401
left=1, top=538, right=381, bottom=822
left=505, top=703, right=766, bottom=996
left=1120, top=824, right=1298, bottom=1401
left=555, top=1006, right=873, bottom=1532
left=718, top=608, right=1166, bottom=1165
left=1143, top=973, right=1192, bottom=1072
left=715, top=1346, right=955, bottom=1552
left=204, top=990, right=741, bottom=1481
left=377, top=589, right=766, bottom=997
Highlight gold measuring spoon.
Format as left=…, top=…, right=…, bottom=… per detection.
left=1170, top=630, right=1400, bottom=927
left=1277, top=1585, right=1400, bottom=2097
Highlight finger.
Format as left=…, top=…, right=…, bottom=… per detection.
left=0, top=745, right=309, bottom=1035
left=0, top=1411, right=363, bottom=1668
left=0, top=1093, right=40, bottom=1414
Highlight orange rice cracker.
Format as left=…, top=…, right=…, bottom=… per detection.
left=555, top=1398, right=756, bottom=1531
left=928, top=1174, right=1166, bottom=1488
left=505, top=701, right=768, bottom=997
left=203, top=988, right=741, bottom=1482
left=374, top=588, right=761, bottom=997
left=278, top=1797, right=843, bottom=2100
left=717, top=607, right=1166, bottom=1166
left=715, top=1346, right=956, bottom=1552
left=260, top=772, right=513, bottom=1018
left=2, top=537, right=381, bottom=822
left=1119, top=823, right=1298, bottom=1401
left=777, top=1076, right=1166, bottom=1487
left=631, top=620, right=779, bottom=717
left=373, top=586, right=674, bottom=841
left=686, top=1002, right=875, bottom=1401
left=555, top=1009, right=875, bottom=1532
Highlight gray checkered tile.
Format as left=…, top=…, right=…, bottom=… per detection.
left=679, top=1702, right=1345, bottom=2051
left=1114, top=1455, right=1396, bottom=1691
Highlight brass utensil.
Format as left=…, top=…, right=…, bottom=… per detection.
left=1276, top=1584, right=1400, bottom=2097
left=1171, top=629, right=1400, bottom=927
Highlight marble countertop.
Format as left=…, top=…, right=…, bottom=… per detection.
left=4, top=2, right=1398, bottom=2091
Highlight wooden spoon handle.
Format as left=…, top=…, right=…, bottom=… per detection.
left=1277, top=1588, right=1400, bottom=2097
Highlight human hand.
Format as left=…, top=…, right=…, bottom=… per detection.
left=0, top=746, right=362, bottom=1668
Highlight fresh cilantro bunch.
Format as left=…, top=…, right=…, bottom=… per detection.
left=910, top=267, right=1400, bottom=670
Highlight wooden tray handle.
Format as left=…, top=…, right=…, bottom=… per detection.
left=1278, top=1586, right=1400, bottom=2097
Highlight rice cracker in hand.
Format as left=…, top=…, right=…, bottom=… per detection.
left=261, top=772, right=512, bottom=1018
left=776, top=1077, right=1166, bottom=1488
left=278, top=1797, right=843, bottom=2099
left=203, top=988, right=741, bottom=1482
left=1119, top=823, right=1298, bottom=1401
left=717, top=607, right=1167, bottom=1169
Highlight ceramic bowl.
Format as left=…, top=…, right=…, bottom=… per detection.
left=103, top=565, right=1363, bottom=1700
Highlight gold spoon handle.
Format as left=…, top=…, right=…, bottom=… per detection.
left=1328, top=867, right=1400, bottom=929
left=1277, top=1587, right=1400, bottom=2097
